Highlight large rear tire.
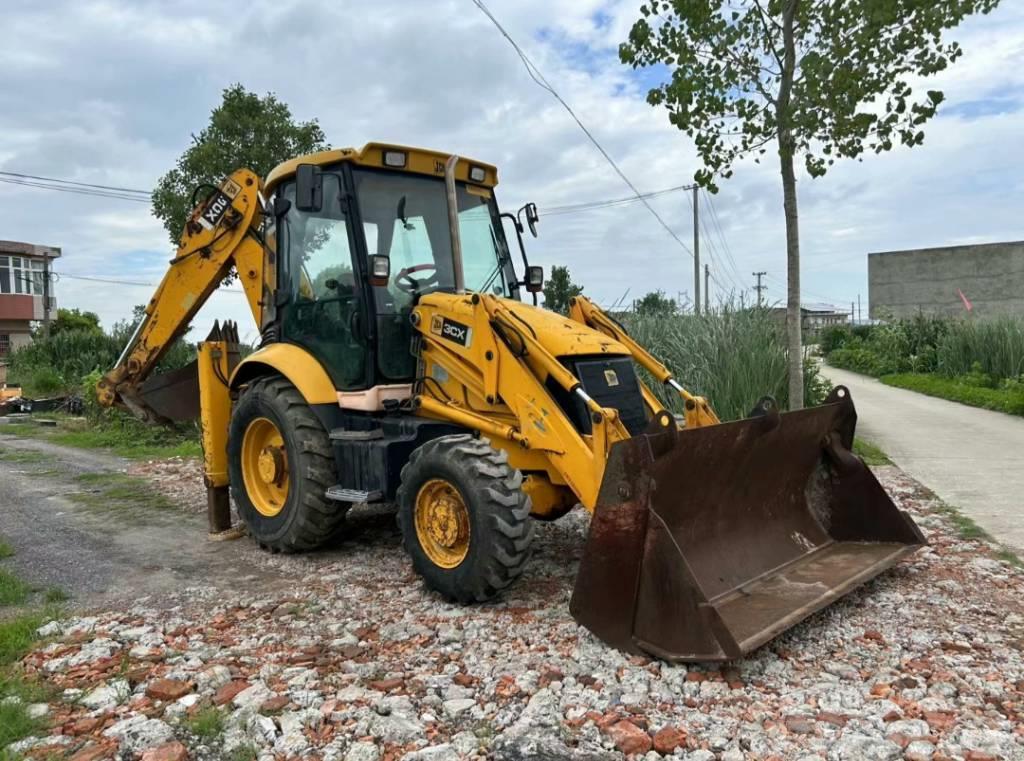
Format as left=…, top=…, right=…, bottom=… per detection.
left=397, top=434, right=534, bottom=602
left=228, top=375, right=345, bottom=552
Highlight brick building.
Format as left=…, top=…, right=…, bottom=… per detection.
left=0, top=240, right=60, bottom=376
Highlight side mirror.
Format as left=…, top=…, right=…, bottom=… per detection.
left=525, top=265, right=544, bottom=293
left=524, top=202, right=539, bottom=237
left=368, top=255, right=390, bottom=287
left=295, top=164, right=323, bottom=212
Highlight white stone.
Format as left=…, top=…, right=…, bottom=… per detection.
left=26, top=703, right=50, bottom=719
left=443, top=698, right=476, bottom=717
left=344, top=741, right=381, bottom=761
left=404, top=744, right=460, bottom=761
left=102, top=715, right=174, bottom=753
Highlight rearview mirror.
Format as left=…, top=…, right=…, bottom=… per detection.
left=295, top=164, right=323, bottom=212
left=525, top=265, right=544, bottom=293
left=524, top=202, right=539, bottom=237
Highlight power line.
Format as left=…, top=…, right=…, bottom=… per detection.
left=541, top=184, right=691, bottom=216
left=471, top=0, right=695, bottom=261
left=701, top=189, right=746, bottom=291
left=0, top=176, right=151, bottom=203
left=58, top=272, right=245, bottom=294
left=0, top=171, right=151, bottom=196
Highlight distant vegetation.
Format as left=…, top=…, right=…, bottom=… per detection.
left=824, top=315, right=1024, bottom=416
left=5, top=306, right=199, bottom=457
left=623, top=304, right=829, bottom=420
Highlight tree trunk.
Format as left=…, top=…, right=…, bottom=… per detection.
left=780, top=143, right=803, bottom=410
left=778, top=0, right=803, bottom=410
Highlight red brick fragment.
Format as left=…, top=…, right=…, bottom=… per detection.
left=606, top=719, right=653, bottom=756
left=368, top=678, right=404, bottom=692
left=145, top=678, right=192, bottom=702
left=213, top=680, right=249, bottom=706
left=260, top=695, right=289, bottom=713
left=652, top=726, right=686, bottom=754
left=141, top=741, right=189, bottom=761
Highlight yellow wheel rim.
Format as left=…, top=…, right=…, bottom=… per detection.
left=414, top=478, right=471, bottom=569
left=241, top=417, right=289, bottom=517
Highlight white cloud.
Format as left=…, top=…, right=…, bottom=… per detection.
left=0, top=0, right=1021, bottom=337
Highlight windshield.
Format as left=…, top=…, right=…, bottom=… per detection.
left=352, top=169, right=515, bottom=313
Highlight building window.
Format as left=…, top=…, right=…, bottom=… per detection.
left=0, top=256, right=44, bottom=296
left=0, top=334, right=9, bottom=357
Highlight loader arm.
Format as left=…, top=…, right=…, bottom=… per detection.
left=96, top=170, right=267, bottom=422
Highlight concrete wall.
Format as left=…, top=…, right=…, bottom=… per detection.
left=869, top=241, right=1024, bottom=319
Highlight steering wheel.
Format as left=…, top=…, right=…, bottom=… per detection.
left=394, top=263, right=440, bottom=294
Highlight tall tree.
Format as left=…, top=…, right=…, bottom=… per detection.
left=621, top=0, right=998, bottom=408
left=541, top=265, right=585, bottom=314
left=152, top=84, right=328, bottom=244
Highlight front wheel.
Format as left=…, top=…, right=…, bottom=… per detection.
left=228, top=375, right=345, bottom=552
left=397, top=435, right=534, bottom=603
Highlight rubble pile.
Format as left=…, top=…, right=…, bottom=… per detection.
left=7, top=468, right=1023, bottom=760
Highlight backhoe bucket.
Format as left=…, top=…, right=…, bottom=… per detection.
left=570, top=386, right=925, bottom=662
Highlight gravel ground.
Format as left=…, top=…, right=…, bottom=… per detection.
left=6, top=464, right=1023, bottom=761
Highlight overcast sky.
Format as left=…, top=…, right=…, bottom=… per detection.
left=2, top=0, right=1022, bottom=343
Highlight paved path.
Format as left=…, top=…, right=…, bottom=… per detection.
left=822, top=364, right=1024, bottom=554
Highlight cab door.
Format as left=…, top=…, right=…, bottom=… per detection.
left=277, top=174, right=368, bottom=390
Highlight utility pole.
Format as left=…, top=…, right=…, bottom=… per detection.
left=857, top=293, right=862, bottom=323
left=692, top=185, right=700, bottom=314
left=851, top=301, right=855, bottom=323
left=704, top=264, right=710, bottom=314
left=752, top=271, right=767, bottom=307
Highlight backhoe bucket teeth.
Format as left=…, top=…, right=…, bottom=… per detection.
left=569, top=386, right=925, bottom=662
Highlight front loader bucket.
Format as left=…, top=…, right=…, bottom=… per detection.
left=569, top=386, right=925, bottom=662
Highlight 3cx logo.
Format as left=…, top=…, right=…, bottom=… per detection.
left=438, top=318, right=472, bottom=347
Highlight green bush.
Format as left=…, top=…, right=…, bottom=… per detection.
left=8, top=321, right=195, bottom=398
left=825, top=315, right=950, bottom=376
left=622, top=305, right=827, bottom=420
left=820, top=325, right=853, bottom=355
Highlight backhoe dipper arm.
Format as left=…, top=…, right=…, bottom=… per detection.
left=567, top=295, right=720, bottom=427
left=96, top=169, right=267, bottom=422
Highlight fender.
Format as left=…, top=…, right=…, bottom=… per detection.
left=229, top=343, right=337, bottom=405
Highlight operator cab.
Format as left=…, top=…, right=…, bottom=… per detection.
left=263, top=144, right=541, bottom=394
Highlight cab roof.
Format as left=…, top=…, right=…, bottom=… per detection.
left=265, top=142, right=499, bottom=193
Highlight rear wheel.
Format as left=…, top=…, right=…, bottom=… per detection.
left=397, top=434, right=534, bottom=602
left=228, top=375, right=345, bottom=552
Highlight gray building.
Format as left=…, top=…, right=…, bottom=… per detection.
left=869, top=241, right=1024, bottom=319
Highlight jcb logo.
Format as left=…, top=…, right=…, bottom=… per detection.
left=199, top=191, right=232, bottom=231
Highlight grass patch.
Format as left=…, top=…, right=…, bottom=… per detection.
left=69, top=472, right=175, bottom=513
left=0, top=413, right=201, bottom=460
left=185, top=706, right=226, bottom=741
left=934, top=502, right=992, bottom=541
left=43, top=588, right=68, bottom=604
left=225, top=744, right=258, bottom=761
left=853, top=438, right=891, bottom=467
left=0, top=612, right=46, bottom=667
left=0, top=570, right=31, bottom=607
left=0, top=698, right=45, bottom=751
left=0, top=540, right=13, bottom=560
left=0, top=448, right=48, bottom=464
left=881, top=373, right=1024, bottom=416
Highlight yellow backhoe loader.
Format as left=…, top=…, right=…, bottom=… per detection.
left=99, top=143, right=924, bottom=661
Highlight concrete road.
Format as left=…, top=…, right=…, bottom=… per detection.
left=822, top=364, right=1024, bottom=554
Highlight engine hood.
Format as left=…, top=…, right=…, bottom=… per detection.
left=497, top=298, right=629, bottom=358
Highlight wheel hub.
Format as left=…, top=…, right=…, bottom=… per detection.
left=241, top=417, right=289, bottom=517
left=257, top=445, right=286, bottom=485
left=415, top=479, right=470, bottom=568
